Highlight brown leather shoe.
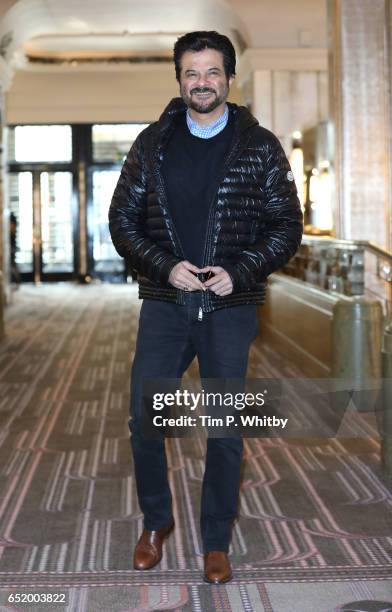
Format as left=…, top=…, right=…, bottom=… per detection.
left=203, top=551, right=233, bottom=584
left=133, top=519, right=174, bottom=570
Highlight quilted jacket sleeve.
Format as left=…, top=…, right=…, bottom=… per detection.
left=224, top=135, right=303, bottom=292
left=108, top=133, right=181, bottom=284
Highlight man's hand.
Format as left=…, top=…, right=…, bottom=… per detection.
left=168, top=261, right=205, bottom=291
left=199, top=266, right=233, bottom=296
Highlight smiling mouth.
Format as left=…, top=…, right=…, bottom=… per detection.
left=192, top=91, right=215, bottom=98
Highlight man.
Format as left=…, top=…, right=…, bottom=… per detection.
left=109, top=30, right=303, bottom=584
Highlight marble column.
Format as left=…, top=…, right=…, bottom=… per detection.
left=328, top=0, right=392, bottom=248
left=0, top=85, right=5, bottom=338
left=0, top=57, right=13, bottom=338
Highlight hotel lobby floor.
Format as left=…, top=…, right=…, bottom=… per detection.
left=0, top=283, right=390, bottom=612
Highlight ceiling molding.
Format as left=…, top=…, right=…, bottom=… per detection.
left=26, top=55, right=173, bottom=65
left=23, top=32, right=179, bottom=59
left=16, top=61, right=176, bottom=74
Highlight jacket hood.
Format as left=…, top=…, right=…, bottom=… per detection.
left=158, top=97, right=259, bottom=134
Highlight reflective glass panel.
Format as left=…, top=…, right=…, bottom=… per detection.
left=9, top=172, right=33, bottom=273
left=92, top=170, right=123, bottom=275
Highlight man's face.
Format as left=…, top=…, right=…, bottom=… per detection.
left=179, top=48, right=233, bottom=115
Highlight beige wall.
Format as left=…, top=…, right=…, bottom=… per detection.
left=5, top=66, right=243, bottom=125
left=240, top=68, right=328, bottom=155
left=238, top=49, right=328, bottom=154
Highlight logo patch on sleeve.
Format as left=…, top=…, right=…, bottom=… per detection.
left=287, top=171, right=294, bottom=182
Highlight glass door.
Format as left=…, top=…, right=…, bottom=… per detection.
left=40, top=172, right=74, bottom=277
left=88, top=123, right=149, bottom=282
left=9, top=171, right=75, bottom=282
left=9, top=172, right=34, bottom=278
left=90, top=169, right=124, bottom=282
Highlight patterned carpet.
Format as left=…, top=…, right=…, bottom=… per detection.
left=0, top=283, right=391, bottom=612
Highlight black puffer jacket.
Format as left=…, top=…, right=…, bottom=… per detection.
left=109, top=97, right=303, bottom=312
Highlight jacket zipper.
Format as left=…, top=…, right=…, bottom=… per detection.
left=201, top=132, right=252, bottom=313
left=153, top=142, right=187, bottom=305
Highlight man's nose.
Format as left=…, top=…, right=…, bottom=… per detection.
left=196, top=74, right=210, bottom=87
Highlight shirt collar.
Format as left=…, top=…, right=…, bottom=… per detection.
left=186, top=104, right=229, bottom=139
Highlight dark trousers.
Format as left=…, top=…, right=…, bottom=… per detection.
left=129, top=292, right=258, bottom=553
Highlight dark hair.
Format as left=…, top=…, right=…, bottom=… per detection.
left=173, top=31, right=236, bottom=81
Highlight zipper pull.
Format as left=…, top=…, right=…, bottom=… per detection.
left=198, top=307, right=203, bottom=321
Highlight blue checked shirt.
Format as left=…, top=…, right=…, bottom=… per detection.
left=186, top=104, right=229, bottom=139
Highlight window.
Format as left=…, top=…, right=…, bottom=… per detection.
left=9, top=125, right=72, bottom=163
left=92, top=124, right=149, bottom=162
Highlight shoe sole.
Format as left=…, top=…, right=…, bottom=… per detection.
left=133, top=522, right=175, bottom=570
left=134, top=557, right=162, bottom=571
left=203, top=572, right=233, bottom=584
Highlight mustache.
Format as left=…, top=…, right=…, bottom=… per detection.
left=190, top=87, right=216, bottom=95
